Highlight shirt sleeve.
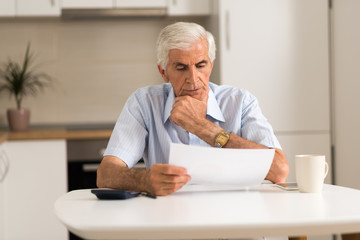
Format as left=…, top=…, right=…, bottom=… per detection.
left=240, top=91, right=281, bottom=149
left=104, top=91, right=148, bottom=168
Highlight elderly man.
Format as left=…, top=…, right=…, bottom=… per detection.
left=97, top=22, right=289, bottom=196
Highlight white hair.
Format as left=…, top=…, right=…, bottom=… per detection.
left=156, top=22, right=216, bottom=70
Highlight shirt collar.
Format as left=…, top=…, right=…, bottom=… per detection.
left=163, top=86, right=225, bottom=123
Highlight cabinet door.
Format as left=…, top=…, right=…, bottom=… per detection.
left=332, top=0, right=360, bottom=190
left=61, top=0, right=113, bottom=9
left=0, top=144, right=7, bottom=240
left=115, top=0, right=166, bottom=8
left=0, top=0, right=15, bottom=16
left=167, top=0, right=211, bottom=16
left=17, top=0, right=60, bottom=16
left=2, top=140, right=67, bottom=240
left=276, top=133, right=332, bottom=184
left=217, top=0, right=330, bottom=132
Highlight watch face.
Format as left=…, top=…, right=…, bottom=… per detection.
left=217, top=135, right=227, bottom=142
left=216, top=133, right=229, bottom=146
left=215, top=131, right=230, bottom=147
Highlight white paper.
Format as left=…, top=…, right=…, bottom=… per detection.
left=169, top=143, right=275, bottom=187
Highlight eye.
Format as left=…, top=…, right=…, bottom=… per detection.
left=176, top=65, right=187, bottom=71
left=196, top=61, right=208, bottom=68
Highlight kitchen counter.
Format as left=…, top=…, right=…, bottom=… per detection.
left=0, top=132, right=8, bottom=144
left=0, top=128, right=112, bottom=143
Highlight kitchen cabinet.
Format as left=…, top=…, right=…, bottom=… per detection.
left=62, top=0, right=166, bottom=9
left=0, top=182, right=3, bottom=240
left=0, top=0, right=60, bottom=16
left=210, top=6, right=331, bottom=240
left=167, top=0, right=211, bottom=16
left=16, top=0, right=60, bottom=16
left=61, top=0, right=211, bottom=16
left=0, top=143, right=8, bottom=240
left=209, top=0, right=331, bottom=181
left=115, top=0, right=166, bottom=8
left=61, top=0, right=113, bottom=9
left=0, top=140, right=67, bottom=240
left=332, top=0, right=360, bottom=190
left=211, top=0, right=330, bottom=133
left=0, top=0, right=15, bottom=16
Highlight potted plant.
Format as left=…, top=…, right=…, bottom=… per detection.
left=0, top=42, right=52, bottom=131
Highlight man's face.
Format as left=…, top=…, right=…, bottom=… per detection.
left=158, top=39, right=214, bottom=102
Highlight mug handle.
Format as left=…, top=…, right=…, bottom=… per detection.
left=324, top=161, right=329, bottom=179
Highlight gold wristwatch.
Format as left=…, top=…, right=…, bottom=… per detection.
left=214, top=130, right=231, bottom=148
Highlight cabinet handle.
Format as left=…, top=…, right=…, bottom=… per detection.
left=0, top=150, right=10, bottom=182
left=83, top=163, right=100, bottom=172
left=50, top=0, right=55, bottom=7
left=225, top=10, right=230, bottom=51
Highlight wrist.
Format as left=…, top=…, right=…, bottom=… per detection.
left=140, top=169, right=154, bottom=193
left=193, top=120, right=223, bottom=145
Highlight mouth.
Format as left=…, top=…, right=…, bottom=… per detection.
left=182, top=89, right=201, bottom=95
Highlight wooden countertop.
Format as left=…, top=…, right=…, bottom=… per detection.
left=0, top=128, right=112, bottom=143
left=0, top=132, right=8, bottom=144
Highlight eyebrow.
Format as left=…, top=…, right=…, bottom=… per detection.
left=196, top=60, right=208, bottom=65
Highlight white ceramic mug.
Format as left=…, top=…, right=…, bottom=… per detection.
left=295, top=154, right=329, bottom=193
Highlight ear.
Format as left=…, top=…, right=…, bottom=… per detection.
left=157, top=64, right=169, bottom=83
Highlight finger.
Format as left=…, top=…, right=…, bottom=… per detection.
left=151, top=164, right=188, bottom=176
left=154, top=181, right=189, bottom=196
left=160, top=174, right=191, bottom=184
left=174, top=95, right=190, bottom=102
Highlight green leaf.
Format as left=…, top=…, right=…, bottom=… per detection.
left=0, top=42, right=53, bottom=109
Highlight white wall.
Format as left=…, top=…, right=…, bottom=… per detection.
left=0, top=17, right=208, bottom=127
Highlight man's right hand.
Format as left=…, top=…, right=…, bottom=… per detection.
left=145, top=164, right=191, bottom=196
left=97, top=156, right=191, bottom=197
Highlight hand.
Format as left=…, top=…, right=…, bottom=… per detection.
left=170, top=95, right=208, bottom=134
left=265, top=149, right=289, bottom=183
left=145, top=164, right=191, bottom=196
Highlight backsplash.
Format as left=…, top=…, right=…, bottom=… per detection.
left=0, top=17, right=208, bottom=127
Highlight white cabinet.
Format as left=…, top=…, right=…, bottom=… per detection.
left=0, top=143, right=8, bottom=240
left=0, top=181, right=3, bottom=240
left=61, top=0, right=113, bottom=9
left=62, top=0, right=166, bottom=9
left=209, top=0, right=332, bottom=185
left=0, top=0, right=60, bottom=16
left=1, top=140, right=67, bottom=240
left=17, top=0, right=60, bottom=16
left=212, top=0, right=330, bottom=132
left=0, top=0, right=15, bottom=16
left=115, top=0, right=166, bottom=8
left=332, top=0, right=360, bottom=190
left=167, top=0, right=211, bottom=16
left=61, top=0, right=210, bottom=16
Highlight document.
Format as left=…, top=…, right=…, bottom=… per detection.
left=169, top=143, right=274, bottom=187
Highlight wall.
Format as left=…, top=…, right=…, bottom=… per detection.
left=0, top=17, right=208, bottom=127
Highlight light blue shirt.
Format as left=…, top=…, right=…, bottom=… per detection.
left=104, top=82, right=281, bottom=168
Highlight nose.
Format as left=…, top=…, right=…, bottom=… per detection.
left=186, top=66, right=198, bottom=84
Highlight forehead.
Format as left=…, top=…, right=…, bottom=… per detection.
left=168, top=39, right=209, bottom=64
